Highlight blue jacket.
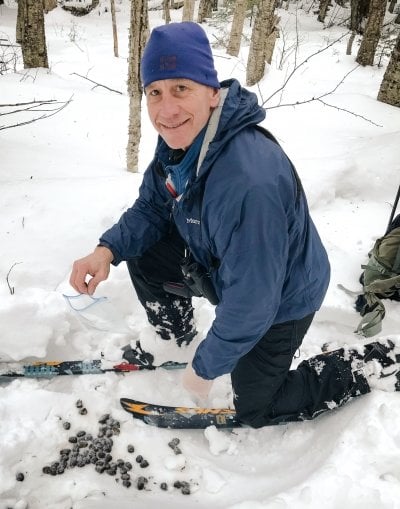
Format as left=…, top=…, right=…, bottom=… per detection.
left=99, top=79, right=330, bottom=380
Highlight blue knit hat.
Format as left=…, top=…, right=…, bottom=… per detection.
left=141, top=22, right=220, bottom=89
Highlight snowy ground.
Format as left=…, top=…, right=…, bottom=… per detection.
left=1, top=1, right=400, bottom=508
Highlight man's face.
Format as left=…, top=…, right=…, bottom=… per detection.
left=145, top=78, right=220, bottom=150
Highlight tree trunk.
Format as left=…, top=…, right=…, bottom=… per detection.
left=110, top=0, right=119, bottom=57
left=197, top=0, right=213, bottom=22
left=227, top=0, right=247, bottom=57
left=350, top=0, right=371, bottom=33
left=356, top=0, right=387, bottom=66
left=348, top=0, right=369, bottom=55
left=163, top=0, right=171, bottom=23
left=350, top=0, right=362, bottom=31
left=346, top=31, right=356, bottom=54
left=318, top=0, right=331, bottom=22
left=246, top=0, right=278, bottom=86
left=264, top=13, right=280, bottom=64
left=16, top=0, right=26, bottom=44
left=19, top=0, right=48, bottom=68
left=377, top=32, right=400, bottom=106
left=126, top=0, right=148, bottom=173
left=182, top=0, right=195, bottom=21
left=43, top=0, right=57, bottom=13
left=388, top=0, right=397, bottom=12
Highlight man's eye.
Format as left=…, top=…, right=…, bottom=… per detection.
left=147, top=89, right=159, bottom=97
left=176, top=85, right=187, bottom=92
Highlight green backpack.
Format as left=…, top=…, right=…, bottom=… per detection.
left=357, top=220, right=400, bottom=336
left=355, top=191, right=400, bottom=337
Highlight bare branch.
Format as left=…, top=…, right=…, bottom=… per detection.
left=266, top=65, right=359, bottom=108
left=0, top=96, right=73, bottom=131
left=6, top=262, right=22, bottom=295
left=264, top=65, right=380, bottom=125
left=316, top=99, right=383, bottom=127
left=0, top=100, right=67, bottom=117
left=71, top=72, right=123, bottom=95
left=265, top=65, right=381, bottom=126
left=261, top=31, right=350, bottom=107
left=317, top=65, right=359, bottom=97
left=0, top=100, right=59, bottom=107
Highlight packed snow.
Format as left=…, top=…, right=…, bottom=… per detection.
left=1, top=1, right=400, bottom=508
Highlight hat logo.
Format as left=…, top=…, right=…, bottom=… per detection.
left=159, top=55, right=177, bottom=71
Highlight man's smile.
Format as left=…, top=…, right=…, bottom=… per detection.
left=158, top=119, right=190, bottom=129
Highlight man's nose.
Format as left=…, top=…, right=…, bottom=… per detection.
left=159, top=93, right=180, bottom=116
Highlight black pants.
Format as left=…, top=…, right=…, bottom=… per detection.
left=127, top=227, right=371, bottom=427
left=127, top=225, right=196, bottom=343
left=231, top=316, right=370, bottom=427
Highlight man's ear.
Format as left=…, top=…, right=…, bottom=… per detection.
left=210, top=88, right=221, bottom=108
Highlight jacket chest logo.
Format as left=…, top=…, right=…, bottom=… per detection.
left=186, top=217, right=201, bottom=225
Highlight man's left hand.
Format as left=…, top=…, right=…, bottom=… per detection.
left=182, top=363, right=213, bottom=403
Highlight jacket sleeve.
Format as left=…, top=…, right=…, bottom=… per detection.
left=192, top=161, right=295, bottom=380
left=99, top=163, right=172, bottom=265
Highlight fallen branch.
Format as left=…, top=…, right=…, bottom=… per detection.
left=0, top=96, right=72, bottom=131
left=0, top=99, right=64, bottom=117
left=0, top=100, right=59, bottom=107
left=71, top=72, right=123, bottom=94
left=6, top=262, right=22, bottom=295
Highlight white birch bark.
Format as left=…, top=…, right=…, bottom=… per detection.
left=126, top=0, right=148, bottom=172
left=110, top=0, right=119, bottom=57
left=227, top=0, right=247, bottom=57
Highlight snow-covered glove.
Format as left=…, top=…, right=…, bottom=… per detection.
left=182, top=363, right=213, bottom=404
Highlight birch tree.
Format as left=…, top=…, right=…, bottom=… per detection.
left=246, top=0, right=278, bottom=86
left=356, top=0, right=387, bottom=66
left=377, top=32, right=400, bottom=106
left=227, top=0, right=247, bottom=57
left=126, top=0, right=148, bottom=172
left=182, top=0, right=195, bottom=21
left=17, top=0, right=48, bottom=68
left=110, top=0, right=119, bottom=57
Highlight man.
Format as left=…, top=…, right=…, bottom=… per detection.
left=70, top=22, right=400, bottom=428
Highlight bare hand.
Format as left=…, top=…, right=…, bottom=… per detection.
left=69, top=246, right=114, bottom=295
left=182, top=363, right=213, bottom=404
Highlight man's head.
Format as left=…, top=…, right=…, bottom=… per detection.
left=141, top=22, right=220, bottom=150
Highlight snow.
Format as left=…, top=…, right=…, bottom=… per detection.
left=1, top=1, right=400, bottom=508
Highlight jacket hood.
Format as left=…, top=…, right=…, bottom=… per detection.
left=195, top=79, right=266, bottom=177
left=214, top=79, right=266, bottom=143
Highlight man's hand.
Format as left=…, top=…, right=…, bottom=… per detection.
left=182, top=363, right=213, bottom=404
left=69, top=246, right=114, bottom=295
